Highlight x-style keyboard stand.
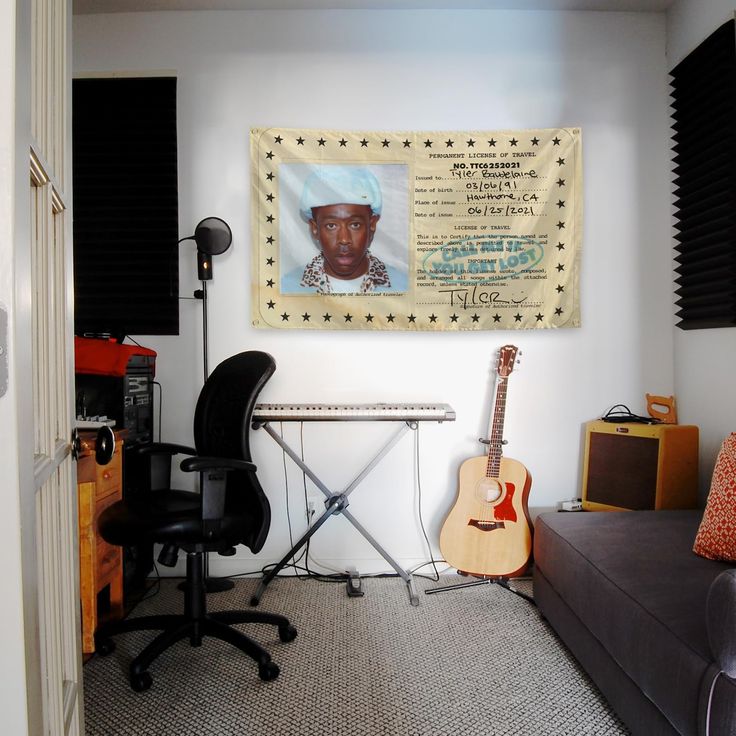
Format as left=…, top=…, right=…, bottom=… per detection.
left=249, top=403, right=455, bottom=607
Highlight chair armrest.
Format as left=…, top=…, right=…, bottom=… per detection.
left=180, top=457, right=256, bottom=474
left=179, top=456, right=257, bottom=524
left=131, top=442, right=196, bottom=492
left=137, top=442, right=197, bottom=457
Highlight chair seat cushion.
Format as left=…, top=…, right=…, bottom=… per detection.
left=97, top=490, right=257, bottom=551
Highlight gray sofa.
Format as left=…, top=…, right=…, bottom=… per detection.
left=533, top=510, right=736, bottom=735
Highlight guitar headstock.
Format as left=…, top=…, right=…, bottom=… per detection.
left=496, top=344, right=520, bottom=377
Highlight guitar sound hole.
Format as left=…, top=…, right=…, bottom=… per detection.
left=476, top=477, right=503, bottom=504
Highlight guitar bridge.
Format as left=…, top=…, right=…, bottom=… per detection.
left=468, top=519, right=506, bottom=532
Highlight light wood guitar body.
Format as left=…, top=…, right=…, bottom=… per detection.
left=440, top=456, right=532, bottom=577
left=439, top=344, right=533, bottom=578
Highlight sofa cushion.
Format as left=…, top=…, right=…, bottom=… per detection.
left=693, top=433, right=736, bottom=562
left=534, top=510, right=732, bottom=736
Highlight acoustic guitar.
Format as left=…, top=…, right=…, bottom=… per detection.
left=439, top=345, right=532, bottom=578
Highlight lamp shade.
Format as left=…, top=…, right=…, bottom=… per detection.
left=193, top=217, right=232, bottom=256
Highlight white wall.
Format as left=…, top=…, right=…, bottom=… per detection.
left=667, top=0, right=736, bottom=497
left=73, top=8, right=672, bottom=576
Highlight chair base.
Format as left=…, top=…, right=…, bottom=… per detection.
left=94, top=551, right=297, bottom=692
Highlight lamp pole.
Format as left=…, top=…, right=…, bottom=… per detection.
left=181, top=219, right=234, bottom=593
left=202, top=280, right=208, bottom=381
left=195, top=280, right=209, bottom=383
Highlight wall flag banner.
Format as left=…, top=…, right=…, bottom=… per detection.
left=251, top=127, right=582, bottom=331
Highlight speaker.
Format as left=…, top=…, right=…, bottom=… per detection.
left=581, top=421, right=699, bottom=511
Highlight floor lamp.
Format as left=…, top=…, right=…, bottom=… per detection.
left=179, top=217, right=233, bottom=383
left=178, top=217, right=233, bottom=592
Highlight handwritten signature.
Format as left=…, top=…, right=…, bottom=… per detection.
left=438, top=286, right=528, bottom=309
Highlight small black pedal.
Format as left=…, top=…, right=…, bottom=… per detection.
left=346, top=568, right=364, bottom=597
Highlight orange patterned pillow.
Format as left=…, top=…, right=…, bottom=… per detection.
left=694, top=433, right=736, bottom=562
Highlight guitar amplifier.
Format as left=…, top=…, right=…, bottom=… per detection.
left=581, top=420, right=699, bottom=511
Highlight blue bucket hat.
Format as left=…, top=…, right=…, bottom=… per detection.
left=299, top=166, right=382, bottom=221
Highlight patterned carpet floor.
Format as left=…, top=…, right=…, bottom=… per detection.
left=83, top=574, right=629, bottom=735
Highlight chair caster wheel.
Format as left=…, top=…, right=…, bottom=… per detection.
left=130, top=671, right=153, bottom=692
left=95, top=638, right=115, bottom=656
left=258, top=660, right=279, bottom=681
left=249, top=595, right=260, bottom=607
left=279, top=624, right=297, bottom=643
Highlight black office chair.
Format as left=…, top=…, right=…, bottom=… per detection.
left=94, top=351, right=297, bottom=692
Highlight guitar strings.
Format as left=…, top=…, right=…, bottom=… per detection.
left=480, top=374, right=508, bottom=524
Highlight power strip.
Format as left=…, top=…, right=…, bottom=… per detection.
left=346, top=567, right=364, bottom=597
left=560, top=499, right=584, bottom=512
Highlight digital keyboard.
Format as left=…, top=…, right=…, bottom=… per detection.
left=252, top=402, right=456, bottom=423
left=251, top=400, right=456, bottom=607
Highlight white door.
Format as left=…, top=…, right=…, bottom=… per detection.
left=0, top=1, right=82, bottom=734
left=30, top=0, right=83, bottom=732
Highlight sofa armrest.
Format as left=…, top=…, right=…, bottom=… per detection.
left=707, top=569, right=736, bottom=677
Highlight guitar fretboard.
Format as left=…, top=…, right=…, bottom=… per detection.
left=486, top=376, right=508, bottom=478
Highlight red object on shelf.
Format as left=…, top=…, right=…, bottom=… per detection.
left=74, top=336, right=157, bottom=378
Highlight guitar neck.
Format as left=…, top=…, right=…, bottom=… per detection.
left=486, top=376, right=508, bottom=478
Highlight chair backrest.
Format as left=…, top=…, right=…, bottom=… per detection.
left=194, top=351, right=275, bottom=460
left=193, top=351, right=276, bottom=552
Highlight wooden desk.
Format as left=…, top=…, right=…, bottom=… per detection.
left=77, top=431, right=124, bottom=654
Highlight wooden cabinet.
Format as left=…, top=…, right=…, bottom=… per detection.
left=77, top=431, right=124, bottom=654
